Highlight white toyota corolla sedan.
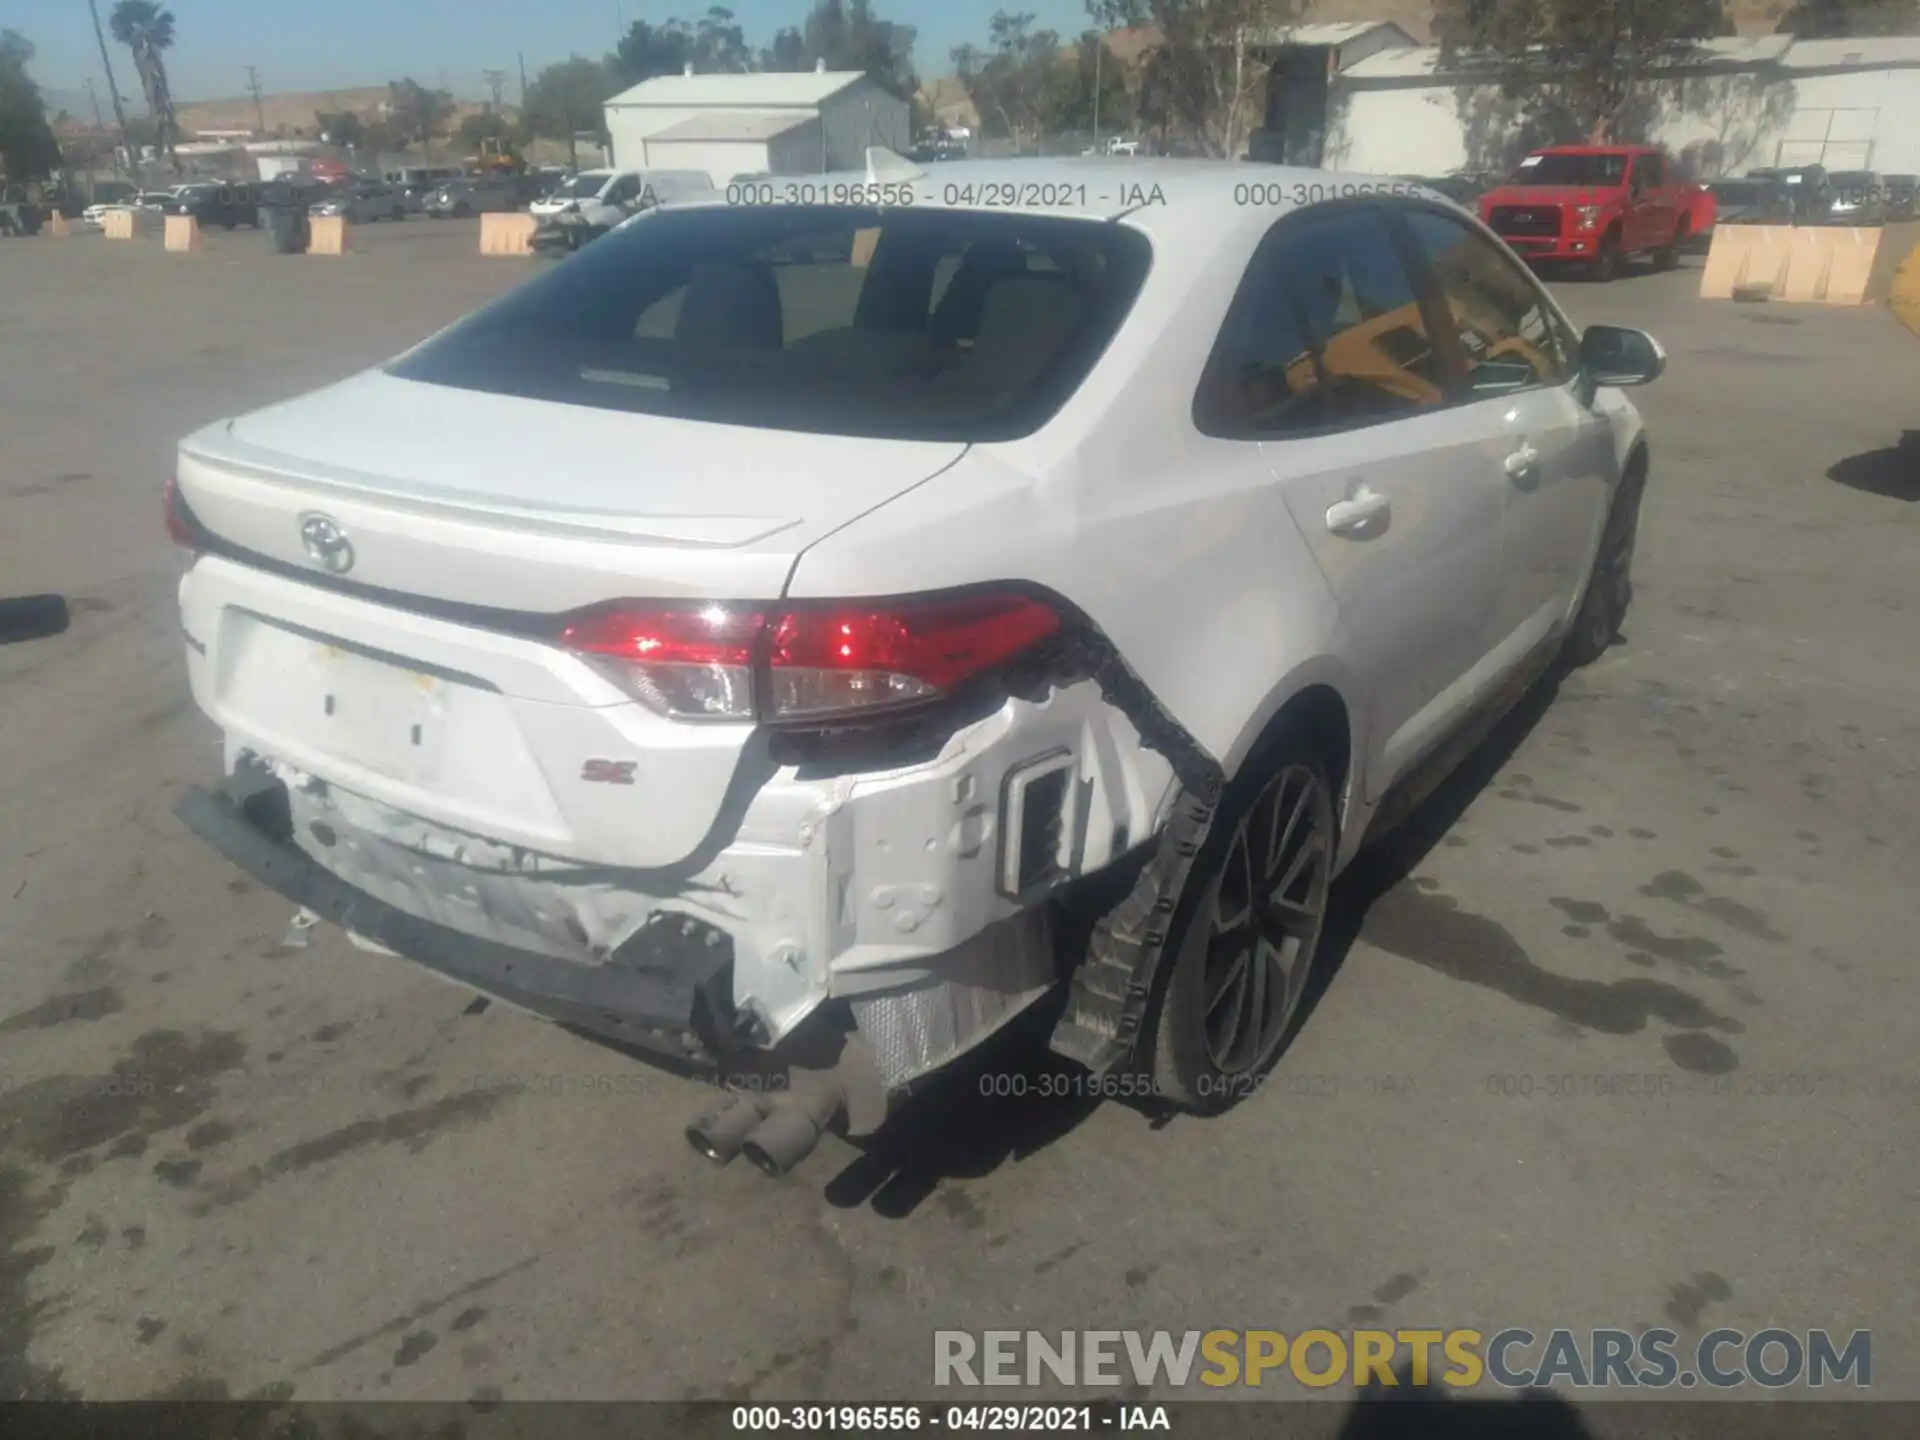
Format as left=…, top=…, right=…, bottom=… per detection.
left=168, top=155, right=1664, bottom=1175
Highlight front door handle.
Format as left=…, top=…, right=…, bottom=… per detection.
left=1504, top=444, right=1542, bottom=481
left=1326, top=486, right=1391, bottom=537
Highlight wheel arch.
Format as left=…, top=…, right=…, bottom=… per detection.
left=1219, top=659, right=1363, bottom=838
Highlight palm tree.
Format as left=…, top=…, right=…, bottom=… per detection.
left=108, top=0, right=180, bottom=170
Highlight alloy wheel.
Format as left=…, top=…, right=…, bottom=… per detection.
left=1198, top=764, right=1332, bottom=1073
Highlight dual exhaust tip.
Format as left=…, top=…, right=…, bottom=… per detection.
left=686, top=1087, right=843, bottom=1177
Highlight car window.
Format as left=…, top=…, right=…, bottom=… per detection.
left=1636, top=155, right=1665, bottom=189
left=605, top=176, right=641, bottom=205
left=1397, top=208, right=1576, bottom=394
left=1198, top=206, right=1446, bottom=436
left=390, top=205, right=1152, bottom=443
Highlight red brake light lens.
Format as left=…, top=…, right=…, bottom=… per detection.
left=164, top=476, right=199, bottom=550
left=766, top=593, right=1060, bottom=721
left=557, top=591, right=1061, bottom=724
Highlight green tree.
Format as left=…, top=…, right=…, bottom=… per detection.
left=1434, top=0, right=1732, bottom=145
left=520, top=56, right=618, bottom=141
left=360, top=117, right=404, bottom=154
left=1087, top=0, right=1300, bottom=157
left=1777, top=0, right=1918, bottom=33
left=0, top=30, right=62, bottom=184
left=108, top=0, right=179, bottom=161
left=954, top=12, right=1060, bottom=149
left=457, top=109, right=510, bottom=150
left=614, top=20, right=697, bottom=83
left=1046, top=30, right=1133, bottom=137
left=315, top=109, right=363, bottom=146
left=760, top=0, right=920, bottom=104
left=386, top=77, right=454, bottom=144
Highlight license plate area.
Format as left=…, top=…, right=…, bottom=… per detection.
left=219, top=614, right=457, bottom=785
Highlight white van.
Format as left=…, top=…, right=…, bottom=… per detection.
left=529, top=169, right=713, bottom=230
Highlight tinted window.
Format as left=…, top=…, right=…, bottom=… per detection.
left=1198, top=207, right=1444, bottom=436
left=390, top=205, right=1152, bottom=443
left=1398, top=209, right=1574, bottom=393
left=1513, top=153, right=1627, bottom=187
left=1634, top=154, right=1665, bottom=189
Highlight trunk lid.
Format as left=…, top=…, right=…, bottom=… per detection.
left=175, top=369, right=967, bottom=869
left=178, top=368, right=968, bottom=612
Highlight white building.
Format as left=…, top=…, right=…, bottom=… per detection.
left=602, top=65, right=912, bottom=184
left=1313, top=33, right=1920, bottom=180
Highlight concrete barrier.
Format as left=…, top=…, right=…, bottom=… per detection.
left=102, top=207, right=136, bottom=240
left=479, top=212, right=536, bottom=256
left=163, top=214, right=202, bottom=253
left=1892, top=238, right=1920, bottom=340
left=46, top=211, right=71, bottom=238
left=1700, top=225, right=1794, bottom=300
left=308, top=214, right=349, bottom=256
left=1701, top=221, right=1920, bottom=305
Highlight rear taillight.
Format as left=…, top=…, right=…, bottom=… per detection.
left=559, top=591, right=1061, bottom=725
left=163, top=475, right=199, bottom=550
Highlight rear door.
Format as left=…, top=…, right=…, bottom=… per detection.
left=1202, top=203, right=1509, bottom=798
left=1394, top=206, right=1614, bottom=651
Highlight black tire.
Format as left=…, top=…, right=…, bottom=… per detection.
left=1653, top=227, right=1684, bottom=271
left=1562, top=461, right=1647, bottom=668
left=1146, top=737, right=1338, bottom=1115
left=1590, top=231, right=1621, bottom=282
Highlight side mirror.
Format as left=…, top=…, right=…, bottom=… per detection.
left=1580, top=325, right=1666, bottom=387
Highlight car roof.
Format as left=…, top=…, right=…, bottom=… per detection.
left=670, top=155, right=1455, bottom=258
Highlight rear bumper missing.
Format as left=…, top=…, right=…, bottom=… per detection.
left=176, top=770, right=737, bottom=1066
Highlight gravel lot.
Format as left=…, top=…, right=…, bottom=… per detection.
left=1, top=220, right=1916, bottom=1422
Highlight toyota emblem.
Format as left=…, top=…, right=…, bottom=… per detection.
left=299, top=514, right=355, bottom=575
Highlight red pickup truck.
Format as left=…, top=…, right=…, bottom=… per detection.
left=1479, top=145, right=1716, bottom=281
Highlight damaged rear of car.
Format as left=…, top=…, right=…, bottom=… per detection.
left=170, top=196, right=1183, bottom=1171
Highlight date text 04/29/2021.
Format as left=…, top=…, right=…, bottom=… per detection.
left=730, top=1406, right=1169, bottom=1431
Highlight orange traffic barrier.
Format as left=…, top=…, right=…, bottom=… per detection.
left=1701, top=222, right=1920, bottom=306
left=46, top=211, right=71, bottom=238
left=102, top=208, right=136, bottom=240
left=163, top=214, right=203, bottom=253
left=479, top=212, right=536, bottom=256
left=308, top=214, right=349, bottom=256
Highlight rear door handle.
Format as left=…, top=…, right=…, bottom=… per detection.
left=1504, top=444, right=1541, bottom=481
left=1325, top=487, right=1391, bottom=537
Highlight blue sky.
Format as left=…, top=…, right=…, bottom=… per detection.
left=14, top=0, right=1099, bottom=106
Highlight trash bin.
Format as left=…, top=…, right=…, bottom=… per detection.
left=261, top=204, right=309, bottom=254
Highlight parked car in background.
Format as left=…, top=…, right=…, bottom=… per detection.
left=425, top=176, right=524, bottom=217
left=531, top=169, right=714, bottom=250
left=1884, top=175, right=1918, bottom=222
left=135, top=189, right=179, bottom=210
left=1404, top=173, right=1487, bottom=209
left=1705, top=177, right=1796, bottom=229
left=1480, top=145, right=1711, bottom=281
left=1745, top=166, right=1828, bottom=224
left=1815, top=171, right=1885, bottom=226
left=165, top=182, right=263, bottom=230
left=168, top=160, right=1666, bottom=1173
left=311, top=183, right=411, bottom=223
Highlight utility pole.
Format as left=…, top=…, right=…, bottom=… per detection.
left=84, top=77, right=106, bottom=131
left=483, top=69, right=506, bottom=113
left=1092, top=36, right=1102, bottom=151
left=84, top=0, right=139, bottom=182
left=517, top=52, right=529, bottom=108
left=246, top=66, right=267, bottom=136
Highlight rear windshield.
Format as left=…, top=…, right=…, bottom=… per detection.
left=1512, top=153, right=1628, bottom=187
left=388, top=204, right=1153, bottom=442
